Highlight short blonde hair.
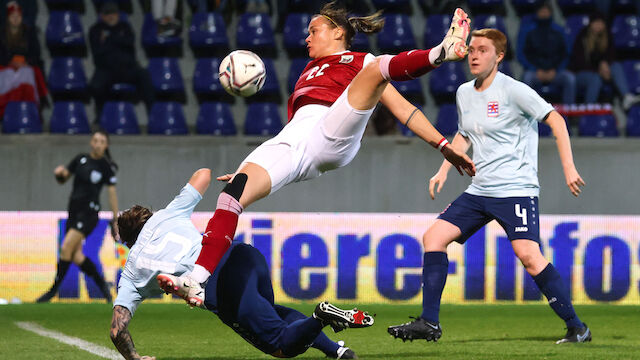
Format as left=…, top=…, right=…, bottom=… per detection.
left=471, top=28, right=507, bottom=61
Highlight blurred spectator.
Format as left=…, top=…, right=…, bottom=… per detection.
left=0, top=0, right=37, bottom=29
left=569, top=14, right=640, bottom=109
left=89, top=2, right=154, bottom=120
left=152, top=0, right=181, bottom=37
left=246, top=0, right=270, bottom=13
left=520, top=2, right=576, bottom=104
left=0, top=1, right=47, bottom=119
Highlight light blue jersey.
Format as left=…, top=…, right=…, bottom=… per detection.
left=114, top=184, right=203, bottom=315
left=456, top=72, right=554, bottom=197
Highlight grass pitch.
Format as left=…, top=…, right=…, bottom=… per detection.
left=0, top=303, right=638, bottom=359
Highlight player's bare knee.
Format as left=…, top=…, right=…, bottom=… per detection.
left=422, top=232, right=448, bottom=252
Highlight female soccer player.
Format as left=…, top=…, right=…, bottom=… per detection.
left=387, top=29, right=590, bottom=344
left=161, top=1, right=476, bottom=307
left=37, top=129, right=119, bottom=303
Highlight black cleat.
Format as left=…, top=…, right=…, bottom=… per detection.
left=36, top=289, right=56, bottom=303
left=334, top=340, right=357, bottom=359
left=556, top=323, right=592, bottom=344
left=313, top=301, right=374, bottom=333
left=388, top=317, right=442, bottom=342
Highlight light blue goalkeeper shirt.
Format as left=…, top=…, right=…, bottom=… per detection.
left=456, top=72, right=554, bottom=198
left=114, top=184, right=203, bottom=315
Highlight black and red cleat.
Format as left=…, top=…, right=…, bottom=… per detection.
left=313, top=301, right=374, bottom=333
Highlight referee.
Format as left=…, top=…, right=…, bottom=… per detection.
left=37, top=130, right=119, bottom=303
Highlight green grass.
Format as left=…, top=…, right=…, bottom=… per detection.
left=1, top=303, right=638, bottom=359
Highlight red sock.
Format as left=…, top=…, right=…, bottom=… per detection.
left=379, top=49, right=436, bottom=81
left=196, top=209, right=238, bottom=273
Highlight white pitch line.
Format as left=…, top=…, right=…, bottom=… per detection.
left=15, top=321, right=123, bottom=360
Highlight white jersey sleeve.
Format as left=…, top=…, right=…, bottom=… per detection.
left=113, top=275, right=143, bottom=316
left=511, top=80, right=554, bottom=122
left=164, top=183, right=203, bottom=219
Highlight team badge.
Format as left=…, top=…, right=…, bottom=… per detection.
left=487, top=101, right=499, bottom=117
left=90, top=170, right=102, bottom=184
left=339, top=55, right=354, bottom=64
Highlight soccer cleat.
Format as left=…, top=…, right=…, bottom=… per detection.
left=36, top=288, right=56, bottom=303
left=436, top=8, right=471, bottom=64
left=313, top=301, right=374, bottom=333
left=387, top=317, right=442, bottom=342
left=555, top=323, right=592, bottom=344
left=157, top=273, right=205, bottom=308
left=336, top=341, right=358, bottom=359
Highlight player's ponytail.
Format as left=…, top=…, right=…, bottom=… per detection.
left=94, top=129, right=119, bottom=172
left=318, top=1, right=384, bottom=49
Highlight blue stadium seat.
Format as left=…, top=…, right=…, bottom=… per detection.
left=627, top=105, right=640, bottom=136
left=193, top=57, right=230, bottom=101
left=622, top=60, right=640, bottom=94
left=245, top=103, right=283, bottom=135
left=611, top=15, right=640, bottom=55
left=148, top=102, right=188, bottom=135
left=48, top=57, right=87, bottom=96
left=435, top=103, right=458, bottom=136
left=429, top=62, right=466, bottom=103
left=46, top=11, right=86, bottom=56
left=110, top=82, right=137, bottom=97
left=498, top=61, right=512, bottom=77
left=260, top=58, right=281, bottom=102
left=557, top=0, right=595, bottom=15
left=474, top=15, right=508, bottom=38
left=196, top=102, right=236, bottom=135
left=468, top=0, right=505, bottom=14
left=351, top=31, right=371, bottom=53
left=189, top=12, right=229, bottom=57
left=283, top=13, right=311, bottom=56
left=288, top=58, right=309, bottom=93
left=378, top=14, right=416, bottom=53
left=511, top=0, right=544, bottom=15
left=2, top=102, right=41, bottom=134
left=578, top=114, right=619, bottom=137
left=236, top=13, right=277, bottom=58
left=424, top=14, right=449, bottom=49
left=148, top=57, right=185, bottom=100
left=141, top=13, right=183, bottom=57
left=565, top=14, right=590, bottom=52
left=100, top=101, right=140, bottom=135
left=50, top=102, right=90, bottom=134
left=390, top=79, right=424, bottom=104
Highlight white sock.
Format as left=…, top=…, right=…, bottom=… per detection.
left=190, top=264, right=211, bottom=284
left=428, top=43, right=444, bottom=66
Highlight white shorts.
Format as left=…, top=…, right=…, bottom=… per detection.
left=242, top=88, right=375, bottom=193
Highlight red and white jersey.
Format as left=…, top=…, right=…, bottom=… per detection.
left=287, top=51, right=374, bottom=120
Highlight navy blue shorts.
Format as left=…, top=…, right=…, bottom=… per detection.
left=437, top=192, right=540, bottom=244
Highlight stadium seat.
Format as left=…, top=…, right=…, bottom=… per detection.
left=245, top=103, right=283, bottom=136
left=283, top=13, right=311, bottom=57
left=565, top=14, right=590, bottom=52
left=378, top=14, right=416, bottom=53
left=2, top=102, right=42, bottom=134
left=189, top=12, right=229, bottom=57
left=626, top=105, right=640, bottom=136
left=424, top=14, right=450, bottom=49
left=429, top=62, right=466, bottom=104
left=371, top=0, right=412, bottom=14
left=50, top=102, right=90, bottom=134
left=468, top=0, right=505, bottom=15
left=141, top=13, right=183, bottom=58
left=100, top=101, right=140, bottom=135
left=288, top=58, right=309, bottom=93
left=578, top=114, right=619, bottom=137
left=148, top=102, right=188, bottom=135
left=351, top=31, right=371, bottom=53
left=474, top=15, right=508, bottom=39
left=193, top=57, right=233, bottom=103
left=511, top=0, right=544, bottom=15
left=557, top=0, right=596, bottom=15
left=110, top=82, right=137, bottom=99
left=390, top=79, right=424, bottom=104
left=498, top=61, right=512, bottom=77
left=148, top=57, right=186, bottom=102
left=48, top=57, right=87, bottom=100
left=256, top=58, right=281, bottom=103
left=622, top=60, right=640, bottom=94
left=196, top=102, right=237, bottom=135
left=435, top=103, right=458, bottom=136
left=236, top=13, right=277, bottom=58
left=611, top=15, right=640, bottom=57
left=46, top=11, right=86, bottom=57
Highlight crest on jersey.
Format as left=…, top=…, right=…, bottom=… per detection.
left=339, top=55, right=354, bottom=64
left=487, top=101, right=499, bottom=117
left=90, top=170, right=102, bottom=184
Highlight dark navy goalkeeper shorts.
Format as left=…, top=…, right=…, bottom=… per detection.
left=437, top=192, right=540, bottom=244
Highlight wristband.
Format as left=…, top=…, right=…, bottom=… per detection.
left=437, top=138, right=449, bottom=152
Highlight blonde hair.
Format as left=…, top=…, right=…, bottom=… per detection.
left=471, top=28, right=507, bottom=62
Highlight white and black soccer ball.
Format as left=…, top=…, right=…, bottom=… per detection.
left=219, top=50, right=266, bottom=97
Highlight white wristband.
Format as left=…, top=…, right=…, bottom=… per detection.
left=437, top=138, right=449, bottom=152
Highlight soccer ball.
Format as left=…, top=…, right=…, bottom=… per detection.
left=219, top=50, right=266, bottom=97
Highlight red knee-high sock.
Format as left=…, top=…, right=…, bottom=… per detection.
left=195, top=193, right=243, bottom=273
left=379, top=49, right=438, bottom=81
